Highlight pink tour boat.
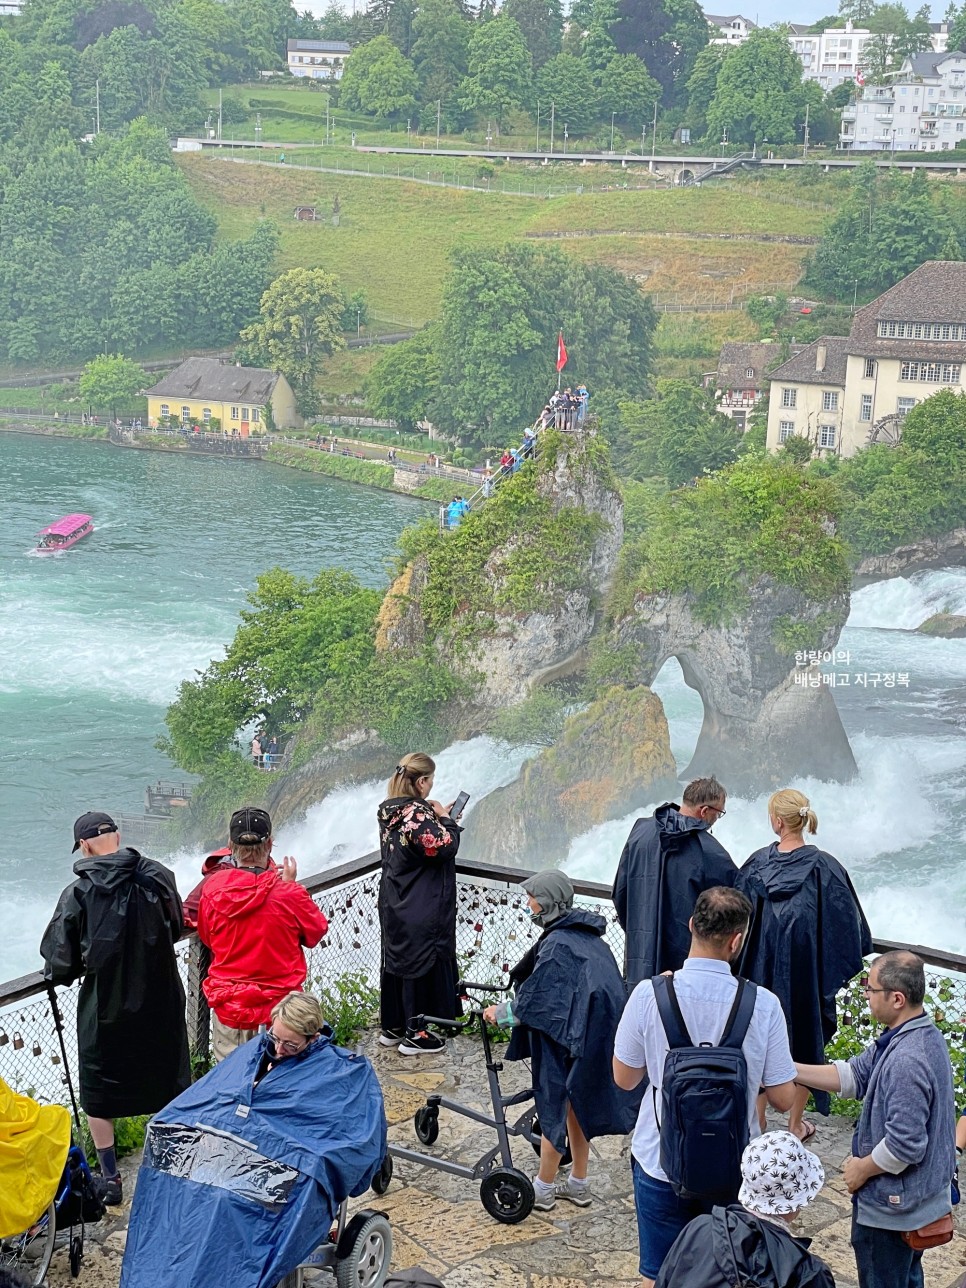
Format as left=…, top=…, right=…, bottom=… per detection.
left=35, top=513, right=94, bottom=553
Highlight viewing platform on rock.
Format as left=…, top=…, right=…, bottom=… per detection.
left=5, top=855, right=966, bottom=1287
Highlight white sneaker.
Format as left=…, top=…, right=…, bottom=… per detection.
left=532, top=1178, right=556, bottom=1211
left=555, top=1176, right=592, bottom=1207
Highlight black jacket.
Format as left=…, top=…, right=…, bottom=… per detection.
left=613, top=804, right=737, bottom=988
left=40, top=848, right=191, bottom=1119
left=736, top=843, right=872, bottom=1108
left=655, top=1205, right=835, bottom=1288
left=506, top=908, right=644, bottom=1152
left=377, top=797, right=460, bottom=978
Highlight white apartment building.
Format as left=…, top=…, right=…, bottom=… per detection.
left=766, top=262, right=966, bottom=458
left=788, top=21, right=950, bottom=91
left=287, top=39, right=351, bottom=80
left=840, top=50, right=966, bottom=151
left=706, top=13, right=757, bottom=45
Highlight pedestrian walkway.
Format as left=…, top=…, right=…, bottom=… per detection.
left=44, top=1030, right=966, bottom=1288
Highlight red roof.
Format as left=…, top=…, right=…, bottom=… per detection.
left=37, top=514, right=92, bottom=537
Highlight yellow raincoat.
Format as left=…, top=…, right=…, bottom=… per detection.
left=0, top=1078, right=70, bottom=1237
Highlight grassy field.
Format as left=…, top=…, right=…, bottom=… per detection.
left=179, top=153, right=828, bottom=326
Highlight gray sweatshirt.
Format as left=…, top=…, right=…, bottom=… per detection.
left=834, top=1013, right=955, bottom=1230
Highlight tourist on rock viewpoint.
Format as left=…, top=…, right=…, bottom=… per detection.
left=735, top=787, right=873, bottom=1143
left=613, top=887, right=797, bottom=1288
left=377, top=752, right=462, bottom=1055
left=795, top=952, right=956, bottom=1288
left=196, top=807, right=328, bottom=1062
left=483, top=870, right=644, bottom=1213
left=40, top=812, right=191, bottom=1206
left=612, top=777, right=737, bottom=989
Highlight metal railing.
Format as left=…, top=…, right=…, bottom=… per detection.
left=3, top=852, right=965, bottom=1108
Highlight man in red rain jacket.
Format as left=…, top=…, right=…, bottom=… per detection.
left=197, top=807, right=328, bottom=1061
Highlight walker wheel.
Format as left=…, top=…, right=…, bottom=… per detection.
left=371, top=1153, right=393, bottom=1195
left=414, top=1105, right=439, bottom=1146
left=479, top=1167, right=534, bottom=1224
left=69, top=1234, right=83, bottom=1278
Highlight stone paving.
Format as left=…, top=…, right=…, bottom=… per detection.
left=45, top=1029, right=966, bottom=1288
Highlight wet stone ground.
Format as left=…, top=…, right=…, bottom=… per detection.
left=46, top=1030, right=966, bottom=1288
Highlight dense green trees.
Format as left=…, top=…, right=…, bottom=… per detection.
left=0, top=118, right=279, bottom=364
left=433, top=243, right=656, bottom=443
left=240, top=268, right=347, bottom=411
left=79, top=354, right=148, bottom=416
left=806, top=164, right=963, bottom=300
left=364, top=325, right=441, bottom=431
left=616, top=382, right=743, bottom=484
left=338, top=33, right=419, bottom=118
left=706, top=27, right=809, bottom=146
left=458, top=16, right=533, bottom=127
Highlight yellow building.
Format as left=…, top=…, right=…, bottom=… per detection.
left=144, top=358, right=301, bottom=434
left=766, top=262, right=966, bottom=457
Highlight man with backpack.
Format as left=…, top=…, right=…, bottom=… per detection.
left=613, top=886, right=797, bottom=1288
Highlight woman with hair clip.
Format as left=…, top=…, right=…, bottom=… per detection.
left=736, top=788, right=872, bottom=1142
left=377, top=752, right=462, bottom=1055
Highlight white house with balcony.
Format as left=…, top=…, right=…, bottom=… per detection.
left=766, top=262, right=966, bottom=457
left=788, top=22, right=873, bottom=90
left=287, top=38, right=351, bottom=80
left=840, top=49, right=966, bottom=151
left=705, top=13, right=756, bottom=45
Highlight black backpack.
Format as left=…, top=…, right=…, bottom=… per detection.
left=652, top=974, right=758, bottom=1203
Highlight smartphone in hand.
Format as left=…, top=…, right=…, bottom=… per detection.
left=450, top=791, right=471, bottom=820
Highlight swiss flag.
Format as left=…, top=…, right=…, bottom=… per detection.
left=556, top=331, right=568, bottom=372
left=855, top=69, right=865, bottom=86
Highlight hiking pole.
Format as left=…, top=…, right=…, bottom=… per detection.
left=46, top=980, right=85, bottom=1143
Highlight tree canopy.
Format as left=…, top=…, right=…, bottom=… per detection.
left=79, top=353, right=148, bottom=415
left=240, top=268, right=347, bottom=410
left=616, top=381, right=744, bottom=485
left=706, top=27, right=808, bottom=147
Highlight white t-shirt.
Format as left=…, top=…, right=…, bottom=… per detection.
left=614, top=957, right=797, bottom=1180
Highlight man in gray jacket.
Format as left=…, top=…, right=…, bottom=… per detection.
left=794, top=950, right=955, bottom=1288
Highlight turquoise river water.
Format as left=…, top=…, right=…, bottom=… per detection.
left=2, top=431, right=965, bottom=979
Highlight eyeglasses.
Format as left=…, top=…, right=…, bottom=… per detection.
left=268, top=1028, right=306, bottom=1055
left=705, top=805, right=727, bottom=818
left=860, top=977, right=890, bottom=995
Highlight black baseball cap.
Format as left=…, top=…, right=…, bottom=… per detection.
left=72, top=811, right=118, bottom=852
left=229, top=807, right=272, bottom=844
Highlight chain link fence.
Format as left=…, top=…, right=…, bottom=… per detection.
left=0, top=855, right=960, bottom=1111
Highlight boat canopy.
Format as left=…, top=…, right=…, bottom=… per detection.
left=36, top=514, right=92, bottom=537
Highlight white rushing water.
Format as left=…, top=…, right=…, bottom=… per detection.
left=3, top=442, right=965, bottom=982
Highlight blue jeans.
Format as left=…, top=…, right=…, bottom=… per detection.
left=850, top=1212, right=925, bottom=1288
left=632, top=1159, right=716, bottom=1279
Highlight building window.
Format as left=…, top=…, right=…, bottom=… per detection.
left=819, top=425, right=837, bottom=448
left=181, top=405, right=191, bottom=423
left=202, top=407, right=211, bottom=423
left=231, top=405, right=239, bottom=420
left=781, top=387, right=797, bottom=408
left=860, top=393, right=873, bottom=421
left=242, top=407, right=250, bottom=420
left=897, top=397, right=916, bottom=417
left=745, top=367, right=755, bottom=378
left=779, top=421, right=795, bottom=442
left=900, top=361, right=961, bottom=382
left=822, top=391, right=839, bottom=411
left=252, top=408, right=261, bottom=423
left=160, top=403, right=169, bottom=418
left=864, top=357, right=876, bottom=378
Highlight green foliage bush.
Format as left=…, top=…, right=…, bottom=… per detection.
left=317, top=970, right=381, bottom=1047
left=396, top=435, right=607, bottom=648
left=489, top=687, right=572, bottom=747
left=613, top=454, right=850, bottom=624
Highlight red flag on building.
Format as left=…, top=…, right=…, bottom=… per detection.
left=556, top=331, right=568, bottom=372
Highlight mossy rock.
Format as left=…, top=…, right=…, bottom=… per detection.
left=918, top=613, right=966, bottom=638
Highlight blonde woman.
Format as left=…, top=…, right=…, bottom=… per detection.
left=736, top=788, right=872, bottom=1142
left=377, top=753, right=462, bottom=1055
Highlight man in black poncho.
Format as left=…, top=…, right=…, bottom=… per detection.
left=40, top=812, right=191, bottom=1205
left=484, top=869, right=643, bottom=1212
left=613, top=777, right=737, bottom=989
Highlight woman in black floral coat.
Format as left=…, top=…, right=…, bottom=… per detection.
left=377, top=752, right=461, bottom=1054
